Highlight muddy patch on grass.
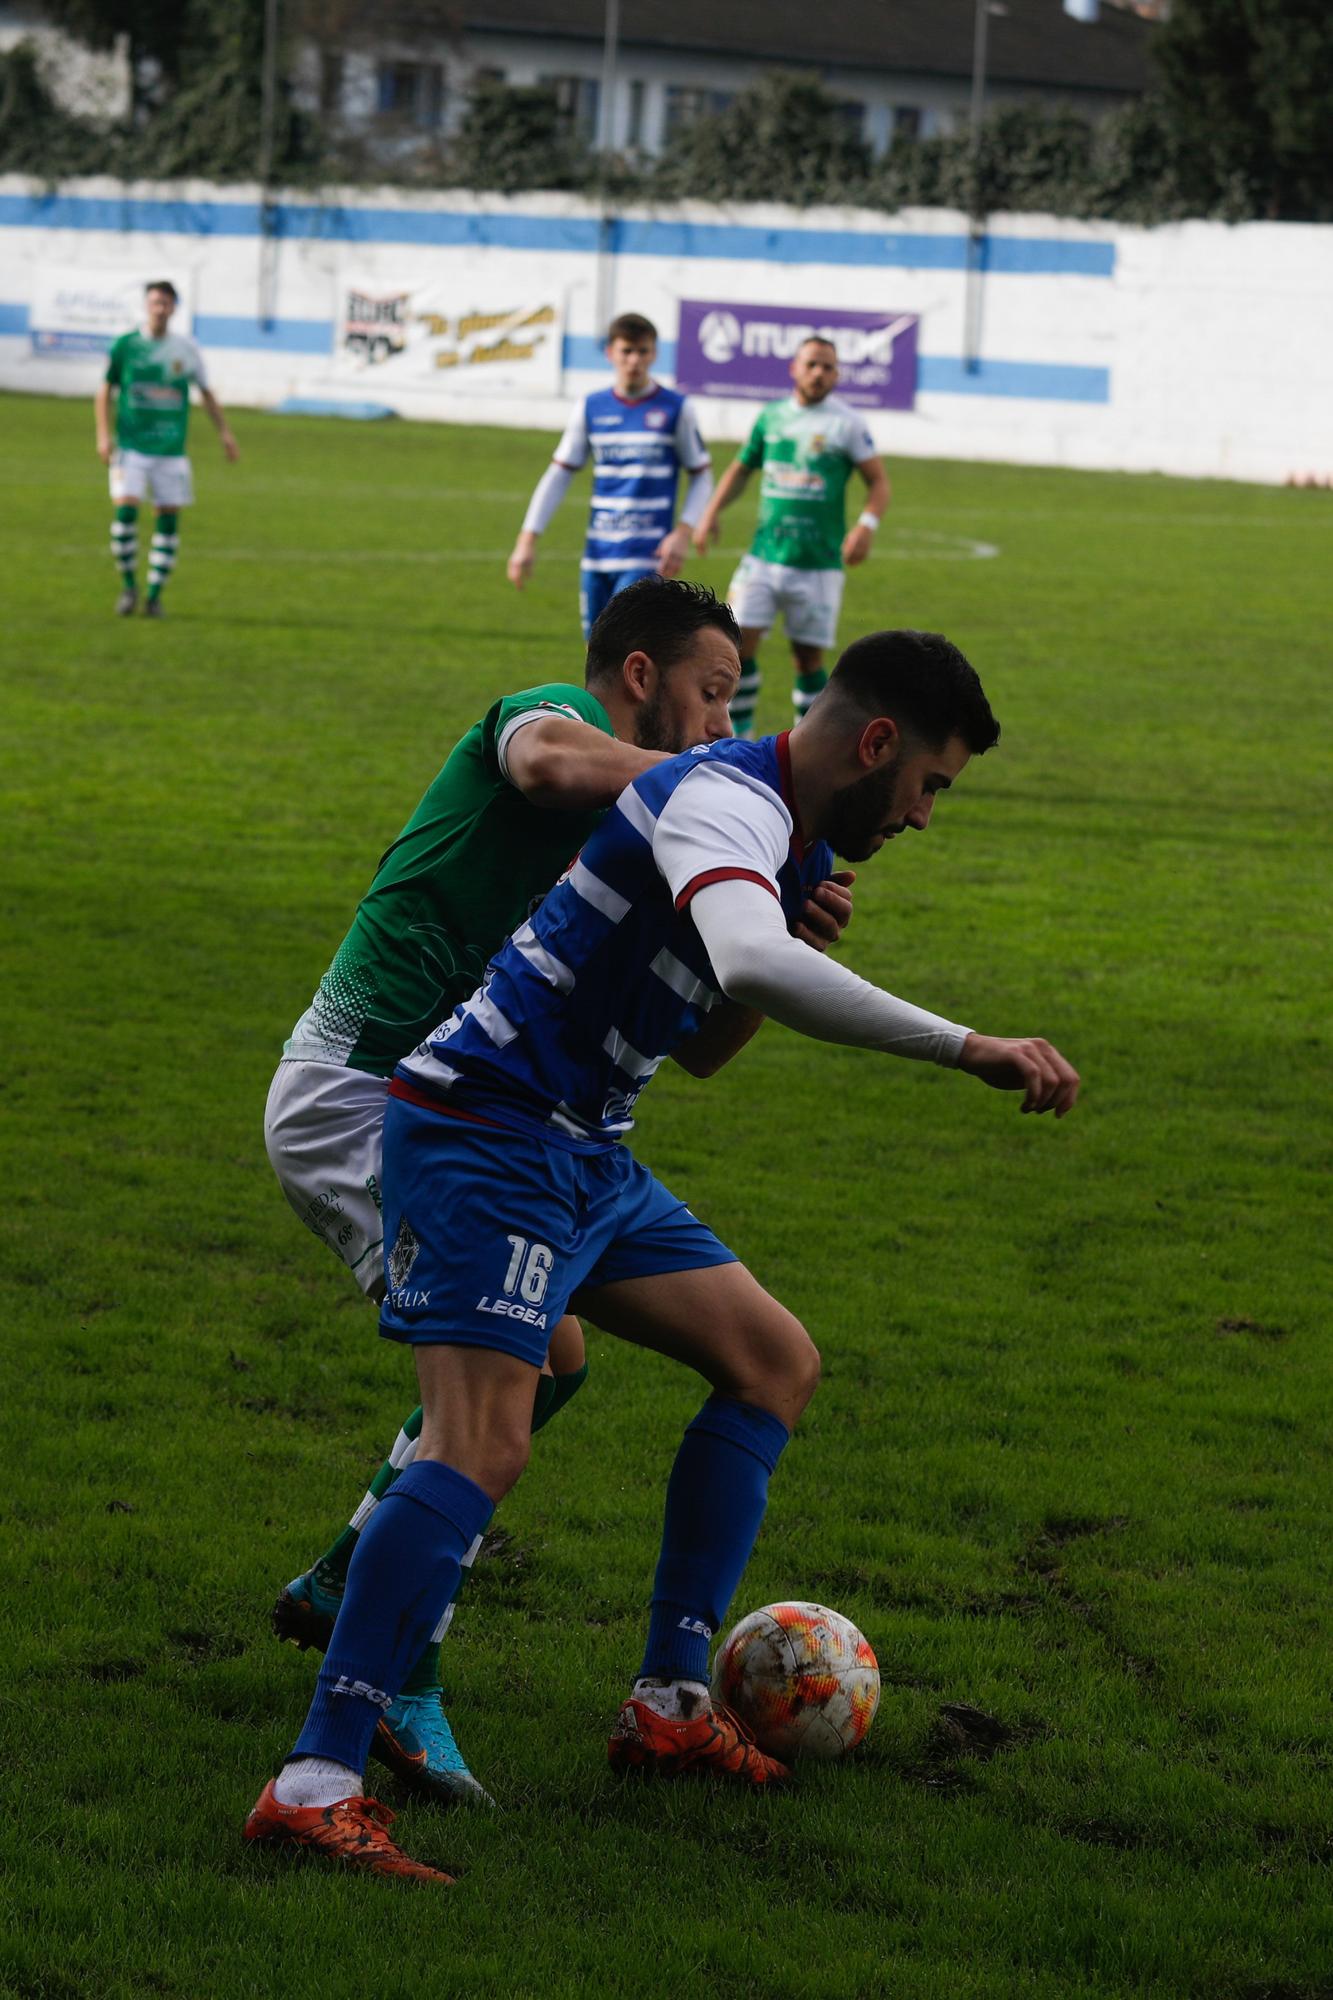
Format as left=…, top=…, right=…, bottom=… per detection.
left=1216, top=1316, right=1289, bottom=1341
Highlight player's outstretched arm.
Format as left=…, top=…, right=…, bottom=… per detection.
left=672, top=871, right=855, bottom=1079
left=200, top=387, right=239, bottom=461
left=691, top=877, right=1079, bottom=1116
left=504, top=714, right=667, bottom=811
left=692, top=459, right=750, bottom=555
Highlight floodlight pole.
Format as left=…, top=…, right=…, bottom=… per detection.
left=593, top=0, right=621, bottom=345
left=257, top=0, right=281, bottom=331
left=963, top=0, right=990, bottom=375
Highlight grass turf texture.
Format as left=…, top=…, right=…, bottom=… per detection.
left=2, top=391, right=1330, bottom=2000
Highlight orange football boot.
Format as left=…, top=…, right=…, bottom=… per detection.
left=607, top=1697, right=791, bottom=1787
left=243, top=1779, right=454, bottom=1884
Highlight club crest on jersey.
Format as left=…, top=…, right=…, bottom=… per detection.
left=644, top=408, right=669, bottom=428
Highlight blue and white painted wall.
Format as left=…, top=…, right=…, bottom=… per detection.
left=1, top=175, right=1329, bottom=484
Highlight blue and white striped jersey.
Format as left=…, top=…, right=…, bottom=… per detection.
left=554, top=383, right=710, bottom=575
left=395, top=734, right=834, bottom=1149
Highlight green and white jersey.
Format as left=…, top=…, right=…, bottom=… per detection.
left=738, top=394, right=877, bottom=572
left=105, top=329, right=208, bottom=456
left=286, top=683, right=615, bottom=1078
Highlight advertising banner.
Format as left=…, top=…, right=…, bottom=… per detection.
left=676, top=300, right=919, bottom=410
left=29, top=266, right=190, bottom=357
left=335, top=277, right=564, bottom=396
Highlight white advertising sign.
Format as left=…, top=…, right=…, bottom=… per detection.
left=29, top=266, right=191, bottom=357
left=335, top=276, right=563, bottom=397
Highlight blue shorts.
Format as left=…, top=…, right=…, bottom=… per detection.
left=580, top=564, right=658, bottom=639
left=378, top=1099, right=736, bottom=1362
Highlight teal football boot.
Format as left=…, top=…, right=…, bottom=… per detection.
left=372, top=1692, right=495, bottom=1808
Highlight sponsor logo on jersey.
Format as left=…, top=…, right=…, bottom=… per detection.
left=389, top=1287, right=431, bottom=1310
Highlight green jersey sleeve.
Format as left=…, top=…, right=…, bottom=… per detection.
left=105, top=334, right=129, bottom=386
left=480, top=682, right=613, bottom=785
left=738, top=410, right=769, bottom=471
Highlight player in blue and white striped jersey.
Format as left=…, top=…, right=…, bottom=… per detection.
left=253, top=629, right=1081, bottom=1865
left=508, top=312, right=713, bottom=637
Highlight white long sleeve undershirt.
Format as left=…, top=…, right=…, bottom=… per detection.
left=521, top=461, right=574, bottom=537
left=677, top=463, right=714, bottom=528
left=689, top=876, right=971, bottom=1066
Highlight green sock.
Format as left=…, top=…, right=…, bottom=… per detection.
left=730, top=657, right=761, bottom=738
left=146, top=509, right=180, bottom=602
left=111, top=503, right=138, bottom=590
left=533, top=1362, right=589, bottom=1433
left=794, top=665, right=827, bottom=722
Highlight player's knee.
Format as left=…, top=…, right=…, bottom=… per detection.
left=485, top=1421, right=532, bottom=1499
left=784, top=1327, right=822, bottom=1414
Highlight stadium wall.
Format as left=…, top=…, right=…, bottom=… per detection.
left=1, top=175, right=1329, bottom=485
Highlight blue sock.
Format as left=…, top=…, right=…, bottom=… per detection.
left=291, top=1459, right=493, bottom=1773
left=639, top=1397, right=790, bottom=1686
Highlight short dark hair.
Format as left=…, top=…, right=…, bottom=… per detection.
left=795, top=335, right=837, bottom=359
left=145, top=280, right=179, bottom=302
left=585, top=577, right=739, bottom=686
left=825, top=630, right=1000, bottom=754
left=606, top=312, right=657, bottom=347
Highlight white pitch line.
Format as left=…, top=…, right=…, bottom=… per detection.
left=47, top=531, right=1000, bottom=565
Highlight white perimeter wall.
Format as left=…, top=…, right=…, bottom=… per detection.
left=1, top=175, right=1331, bottom=485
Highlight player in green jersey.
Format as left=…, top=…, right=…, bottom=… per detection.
left=264, top=577, right=855, bottom=1809
left=94, top=280, right=238, bottom=618
left=694, top=336, right=890, bottom=736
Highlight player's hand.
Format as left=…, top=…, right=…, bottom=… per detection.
left=221, top=431, right=240, bottom=463
left=692, top=517, right=718, bottom=557
left=841, top=523, right=874, bottom=568
left=507, top=535, right=536, bottom=589
left=793, top=870, right=855, bottom=951
left=96, top=439, right=112, bottom=465
left=655, top=525, right=691, bottom=579
left=957, top=1034, right=1080, bottom=1117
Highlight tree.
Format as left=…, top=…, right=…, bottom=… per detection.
left=1151, top=0, right=1333, bottom=221
left=650, top=72, right=871, bottom=207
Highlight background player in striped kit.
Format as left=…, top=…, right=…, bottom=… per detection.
left=694, top=335, right=890, bottom=735
left=93, top=280, right=238, bottom=617
left=507, top=313, right=714, bottom=636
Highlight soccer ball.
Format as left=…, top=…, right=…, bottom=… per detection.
left=711, top=1600, right=880, bottom=1761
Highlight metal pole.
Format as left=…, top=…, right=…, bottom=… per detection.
left=593, top=0, right=621, bottom=341
left=257, top=0, right=280, bottom=330
left=964, top=0, right=990, bottom=374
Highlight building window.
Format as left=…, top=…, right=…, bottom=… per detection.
left=626, top=76, right=645, bottom=148
left=542, top=74, right=600, bottom=142
left=376, top=60, right=445, bottom=131
left=891, top=104, right=922, bottom=142
left=663, top=85, right=733, bottom=140
left=318, top=49, right=343, bottom=118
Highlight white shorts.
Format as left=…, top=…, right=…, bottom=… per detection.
left=728, top=554, right=844, bottom=651
left=109, top=449, right=194, bottom=509
left=265, top=1059, right=389, bottom=1303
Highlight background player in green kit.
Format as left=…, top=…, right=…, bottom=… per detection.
left=694, top=335, right=891, bottom=736
left=93, top=279, right=238, bottom=618
left=264, top=577, right=854, bottom=1808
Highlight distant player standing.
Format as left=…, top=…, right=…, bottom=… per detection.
left=507, top=313, right=714, bottom=637
left=93, top=280, right=238, bottom=617
left=695, top=335, right=890, bottom=735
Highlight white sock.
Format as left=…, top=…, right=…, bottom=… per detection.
left=272, top=1756, right=362, bottom=1808
left=632, top=1677, right=710, bottom=1722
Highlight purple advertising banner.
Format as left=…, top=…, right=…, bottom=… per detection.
left=676, top=300, right=919, bottom=410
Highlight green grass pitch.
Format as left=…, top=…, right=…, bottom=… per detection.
left=2, top=390, right=1330, bottom=1999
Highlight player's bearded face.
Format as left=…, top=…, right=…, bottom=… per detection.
left=824, top=752, right=908, bottom=861
left=633, top=685, right=678, bottom=753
